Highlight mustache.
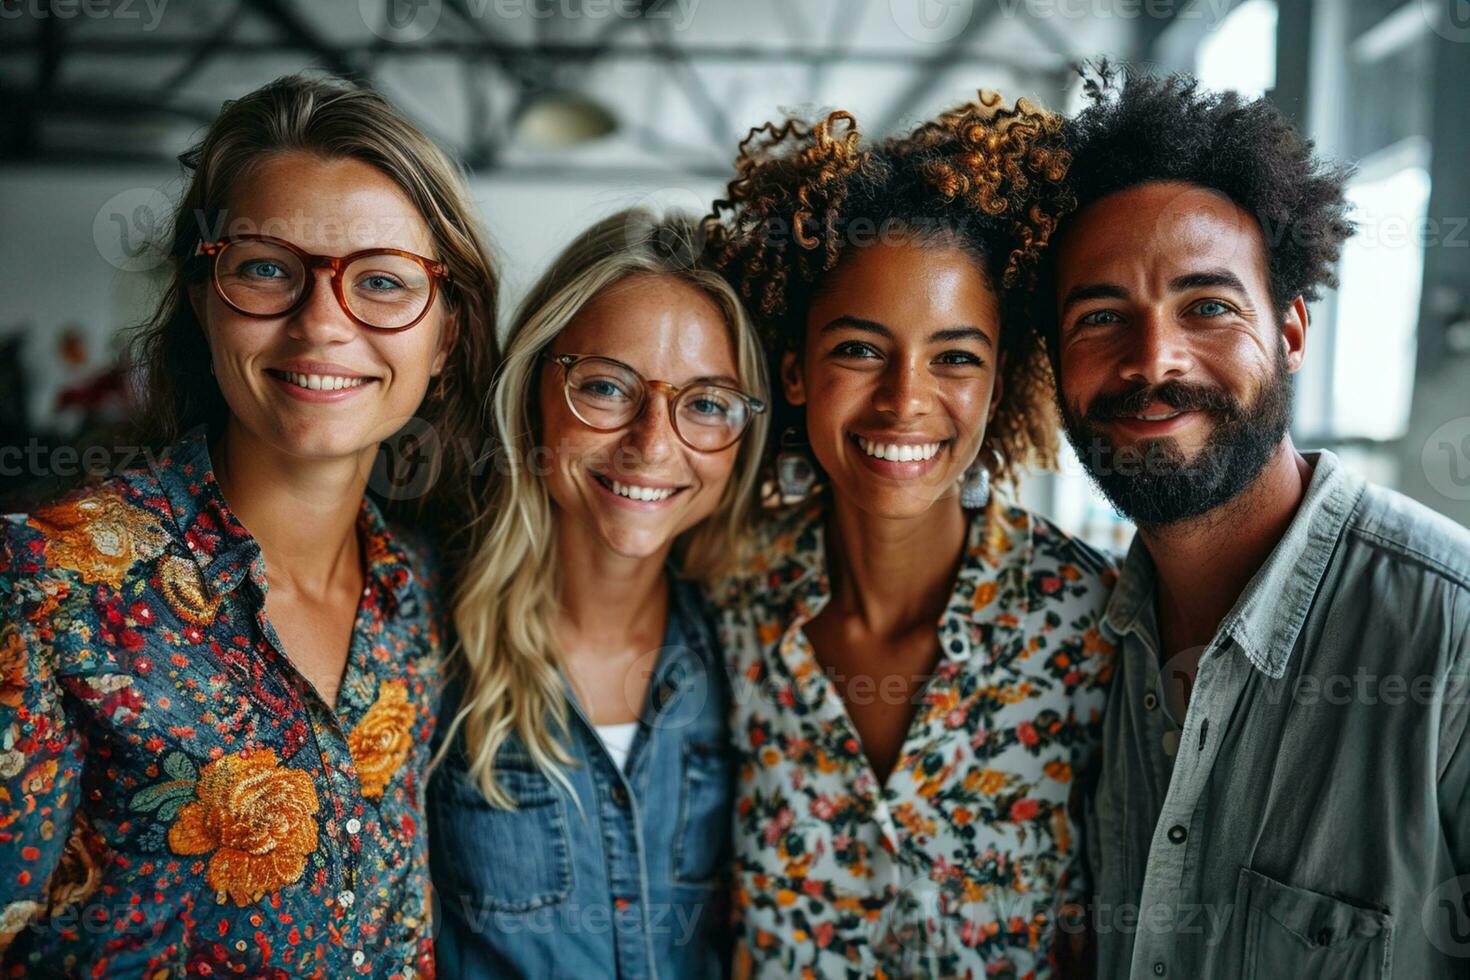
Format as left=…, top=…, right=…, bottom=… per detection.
left=1084, top=380, right=1241, bottom=423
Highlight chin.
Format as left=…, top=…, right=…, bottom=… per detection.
left=595, top=528, right=674, bottom=562
left=839, top=478, right=952, bottom=521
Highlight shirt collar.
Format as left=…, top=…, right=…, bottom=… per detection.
left=1104, top=450, right=1365, bottom=678
left=1221, top=450, right=1363, bottom=677
left=761, top=495, right=1032, bottom=673
left=149, top=424, right=418, bottom=606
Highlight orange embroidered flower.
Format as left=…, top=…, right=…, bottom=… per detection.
left=159, top=554, right=222, bottom=625
left=0, top=624, right=26, bottom=709
left=348, top=680, right=417, bottom=799
left=167, top=748, right=320, bottom=906
left=27, top=489, right=170, bottom=588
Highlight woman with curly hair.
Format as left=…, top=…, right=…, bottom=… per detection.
left=704, top=94, right=1117, bottom=977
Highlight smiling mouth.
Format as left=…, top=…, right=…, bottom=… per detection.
left=591, top=472, right=689, bottom=502
left=851, top=433, right=952, bottom=462
left=265, top=369, right=376, bottom=391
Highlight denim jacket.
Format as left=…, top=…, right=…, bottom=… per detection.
left=428, top=576, right=733, bottom=979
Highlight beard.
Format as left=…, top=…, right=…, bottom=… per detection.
left=1060, top=347, right=1293, bottom=528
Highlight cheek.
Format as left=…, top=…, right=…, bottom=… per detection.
left=689, top=446, right=738, bottom=499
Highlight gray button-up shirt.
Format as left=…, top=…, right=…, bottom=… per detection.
left=1086, top=450, right=1470, bottom=979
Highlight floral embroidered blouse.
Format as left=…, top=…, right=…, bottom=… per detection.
left=0, top=426, right=443, bottom=979
left=715, top=496, right=1118, bottom=979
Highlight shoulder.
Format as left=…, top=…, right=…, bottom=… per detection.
left=2, top=468, right=173, bottom=613
left=706, top=495, right=826, bottom=610
left=1345, top=481, right=1470, bottom=593
left=984, top=502, right=1120, bottom=597
left=378, top=514, right=443, bottom=594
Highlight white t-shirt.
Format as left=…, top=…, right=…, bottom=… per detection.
left=594, top=721, right=639, bottom=771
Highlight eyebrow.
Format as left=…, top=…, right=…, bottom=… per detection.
left=817, top=315, right=993, bottom=349
left=1169, top=269, right=1249, bottom=293
left=1060, top=283, right=1131, bottom=314
left=689, top=373, right=742, bottom=387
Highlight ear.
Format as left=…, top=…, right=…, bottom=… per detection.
left=1281, top=296, right=1308, bottom=373
left=780, top=349, right=806, bottom=406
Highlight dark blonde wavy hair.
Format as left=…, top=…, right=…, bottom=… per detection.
left=704, top=92, right=1074, bottom=490
left=127, top=72, right=500, bottom=557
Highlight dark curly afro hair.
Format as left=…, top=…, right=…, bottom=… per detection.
left=1034, top=62, right=1355, bottom=348
left=704, top=93, right=1077, bottom=491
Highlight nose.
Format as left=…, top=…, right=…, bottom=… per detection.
left=1116, top=311, right=1194, bottom=388
left=620, top=389, right=678, bottom=470
left=284, top=265, right=357, bottom=344
left=871, top=356, right=936, bottom=420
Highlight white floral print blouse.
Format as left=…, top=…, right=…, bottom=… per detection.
left=714, top=496, right=1118, bottom=979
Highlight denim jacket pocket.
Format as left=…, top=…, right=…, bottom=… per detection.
left=432, top=762, right=573, bottom=913
left=1237, top=867, right=1393, bottom=980
left=672, top=737, right=733, bottom=887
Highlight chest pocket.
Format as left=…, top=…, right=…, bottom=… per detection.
left=429, top=761, right=572, bottom=913
left=1238, top=867, right=1393, bottom=980
left=672, top=738, right=734, bottom=886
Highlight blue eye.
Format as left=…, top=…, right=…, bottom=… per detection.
left=1192, top=300, right=1231, bottom=317
left=360, top=274, right=405, bottom=292
left=689, top=397, right=731, bottom=417
left=1077, top=309, right=1121, bottom=327
left=241, top=261, right=289, bottom=280
left=935, top=351, right=982, bottom=367
left=580, top=379, right=630, bottom=400
left=833, top=341, right=880, bottom=359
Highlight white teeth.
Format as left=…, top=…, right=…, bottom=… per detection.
left=855, top=436, right=943, bottom=462
left=608, top=479, right=676, bottom=502
left=282, top=372, right=368, bottom=391
left=1134, top=411, right=1181, bottom=421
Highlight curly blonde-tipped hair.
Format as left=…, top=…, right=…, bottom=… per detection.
left=704, top=92, right=1075, bottom=490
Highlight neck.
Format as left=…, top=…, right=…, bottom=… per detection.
left=825, top=490, right=969, bottom=637
left=553, top=517, right=670, bottom=643
left=211, top=419, right=373, bottom=597
left=1138, top=437, right=1314, bottom=654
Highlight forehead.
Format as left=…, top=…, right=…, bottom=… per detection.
left=1056, top=181, right=1270, bottom=294
left=810, top=240, right=999, bottom=332
left=224, top=151, right=434, bottom=256
left=557, top=272, right=737, bottom=382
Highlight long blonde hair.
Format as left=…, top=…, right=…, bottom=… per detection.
left=435, top=207, right=769, bottom=806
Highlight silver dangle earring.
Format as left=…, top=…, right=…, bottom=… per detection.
left=775, top=426, right=817, bottom=503
left=961, top=444, right=1003, bottom=509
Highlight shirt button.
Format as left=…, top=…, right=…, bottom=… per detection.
left=1153, top=962, right=1166, bottom=976
left=338, top=889, right=355, bottom=908
left=1143, top=691, right=1159, bottom=710
left=352, top=950, right=365, bottom=966
left=611, top=784, right=629, bottom=807
left=1167, top=824, right=1188, bottom=844
left=346, top=817, right=362, bottom=834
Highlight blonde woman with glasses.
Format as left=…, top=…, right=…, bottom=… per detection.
left=428, top=208, right=770, bottom=978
